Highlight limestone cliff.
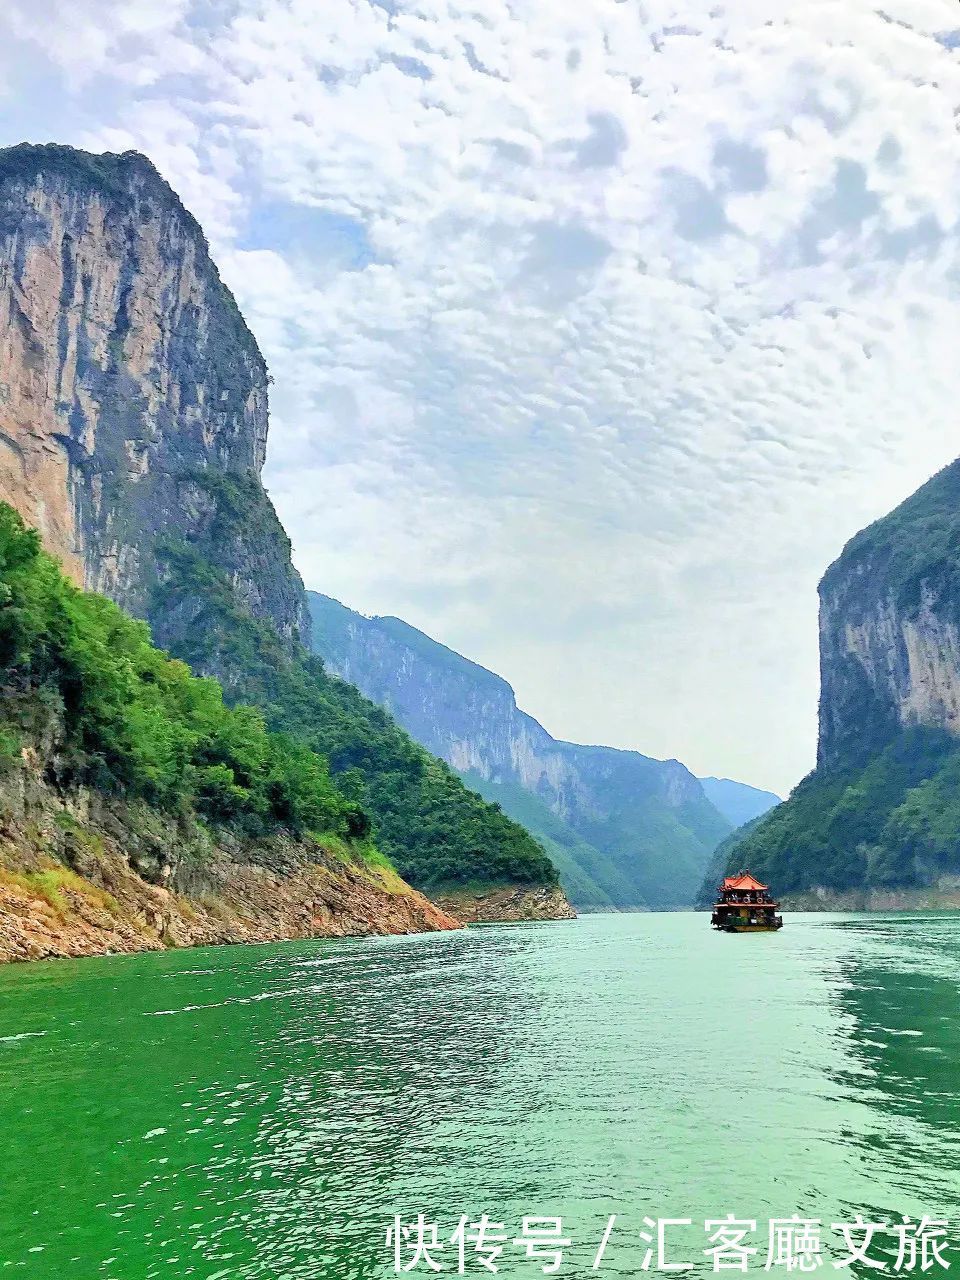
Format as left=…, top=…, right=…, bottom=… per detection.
left=0, top=143, right=306, bottom=651
left=308, top=593, right=733, bottom=909
left=818, top=462, right=960, bottom=766
left=0, top=142, right=569, bottom=926
left=711, top=457, right=960, bottom=900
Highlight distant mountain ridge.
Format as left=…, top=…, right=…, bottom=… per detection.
left=699, top=778, right=780, bottom=828
left=308, top=592, right=770, bottom=909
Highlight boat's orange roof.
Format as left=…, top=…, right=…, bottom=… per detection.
left=722, top=872, right=768, bottom=891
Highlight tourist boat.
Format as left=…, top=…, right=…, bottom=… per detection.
left=710, top=871, right=783, bottom=932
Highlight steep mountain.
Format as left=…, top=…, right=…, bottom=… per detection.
left=0, top=142, right=566, bottom=920
left=0, top=144, right=306, bottom=652
left=0, top=502, right=456, bottom=962
left=308, top=592, right=734, bottom=909
left=712, top=458, right=960, bottom=908
left=817, top=459, right=960, bottom=770
left=699, top=777, right=780, bottom=828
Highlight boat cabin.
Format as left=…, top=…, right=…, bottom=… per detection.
left=711, top=871, right=783, bottom=932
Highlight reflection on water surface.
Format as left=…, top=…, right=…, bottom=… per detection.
left=0, top=912, right=957, bottom=1277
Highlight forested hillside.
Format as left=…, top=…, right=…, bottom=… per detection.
left=308, top=591, right=733, bottom=908
left=0, top=502, right=457, bottom=958
left=152, top=519, right=557, bottom=893
left=0, top=504, right=357, bottom=842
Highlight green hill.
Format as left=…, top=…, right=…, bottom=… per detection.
left=461, top=771, right=643, bottom=910
left=154, top=525, right=558, bottom=894
left=0, top=502, right=358, bottom=844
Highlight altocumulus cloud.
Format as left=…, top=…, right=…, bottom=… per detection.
left=1, top=0, right=959, bottom=793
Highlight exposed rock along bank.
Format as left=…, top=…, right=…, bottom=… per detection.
left=781, top=882, right=960, bottom=913
left=0, top=763, right=577, bottom=964
left=0, top=768, right=460, bottom=965
left=432, top=883, right=577, bottom=924
left=0, top=853, right=461, bottom=965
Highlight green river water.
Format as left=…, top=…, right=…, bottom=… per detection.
left=0, top=912, right=957, bottom=1278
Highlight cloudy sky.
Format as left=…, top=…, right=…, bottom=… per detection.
left=2, top=0, right=959, bottom=795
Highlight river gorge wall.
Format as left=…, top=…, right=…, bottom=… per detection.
left=0, top=142, right=573, bottom=938
left=819, top=572, right=960, bottom=768
left=308, top=592, right=731, bottom=910
left=0, top=143, right=307, bottom=656
left=714, top=457, right=960, bottom=901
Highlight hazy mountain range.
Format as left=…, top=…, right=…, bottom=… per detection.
left=308, top=593, right=779, bottom=909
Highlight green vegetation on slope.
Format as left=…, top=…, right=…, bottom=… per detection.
left=695, top=815, right=767, bottom=908
left=308, top=590, right=731, bottom=909
left=576, top=789, right=731, bottom=910
left=714, top=729, right=960, bottom=895
left=822, top=458, right=960, bottom=615
left=152, top=540, right=558, bottom=892
left=465, top=767, right=734, bottom=911
left=0, top=504, right=361, bottom=842
left=715, top=458, right=960, bottom=899
left=461, top=771, right=643, bottom=910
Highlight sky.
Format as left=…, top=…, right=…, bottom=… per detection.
left=2, top=0, right=960, bottom=796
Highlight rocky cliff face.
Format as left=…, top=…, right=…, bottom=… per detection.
left=818, top=459, right=960, bottom=768
left=0, top=759, right=458, bottom=965
left=0, top=142, right=570, bottom=928
left=712, top=457, right=960, bottom=901
left=309, top=593, right=732, bottom=909
left=0, top=143, right=306, bottom=652
left=311, top=597, right=701, bottom=818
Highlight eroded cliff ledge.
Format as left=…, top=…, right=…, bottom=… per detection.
left=0, top=142, right=306, bottom=651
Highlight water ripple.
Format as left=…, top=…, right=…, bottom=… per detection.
left=0, top=914, right=956, bottom=1277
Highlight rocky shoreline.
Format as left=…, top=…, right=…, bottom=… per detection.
left=0, top=852, right=461, bottom=965
left=432, top=883, right=576, bottom=923
left=0, top=767, right=461, bottom=965
left=0, top=764, right=583, bottom=964
left=781, top=883, right=960, bottom=912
